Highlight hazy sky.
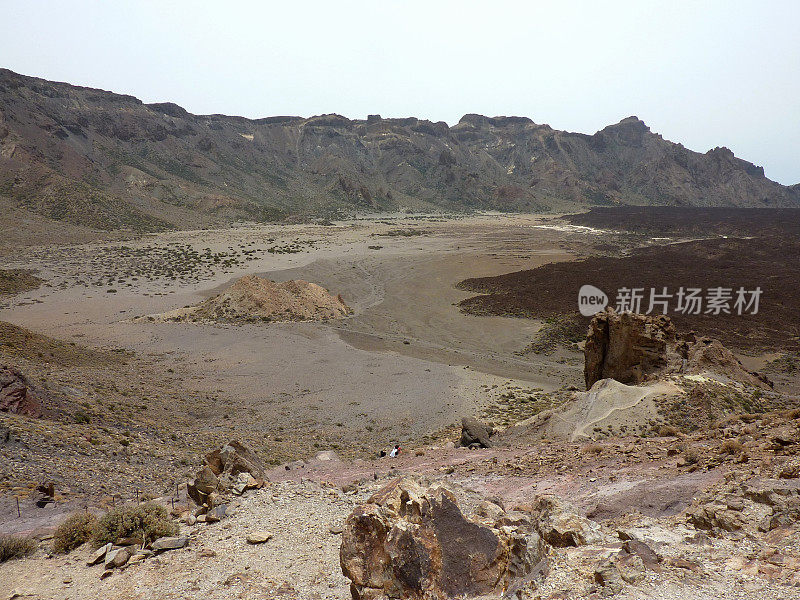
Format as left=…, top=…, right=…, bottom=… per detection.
left=2, top=0, right=798, bottom=184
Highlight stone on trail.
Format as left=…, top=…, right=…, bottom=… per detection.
left=246, top=530, right=273, bottom=544
left=88, top=542, right=113, bottom=566
left=150, top=536, right=188, bottom=553
left=105, top=547, right=131, bottom=569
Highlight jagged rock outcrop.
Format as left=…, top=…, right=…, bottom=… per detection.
left=1, top=68, right=797, bottom=231
left=584, top=310, right=676, bottom=388
left=0, top=365, right=44, bottom=417
left=340, top=478, right=608, bottom=599
left=187, top=440, right=265, bottom=506
left=584, top=308, right=772, bottom=390
left=526, top=494, right=610, bottom=547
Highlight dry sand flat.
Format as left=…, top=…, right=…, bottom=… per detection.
left=0, top=214, right=586, bottom=458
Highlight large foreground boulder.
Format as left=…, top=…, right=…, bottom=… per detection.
left=340, top=478, right=549, bottom=600
left=584, top=308, right=771, bottom=390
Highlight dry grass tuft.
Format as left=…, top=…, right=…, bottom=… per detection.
left=582, top=443, right=604, bottom=455
left=0, top=535, right=36, bottom=562
left=658, top=425, right=679, bottom=437
left=720, top=438, right=744, bottom=455
left=93, top=502, right=177, bottom=547
left=53, top=512, right=99, bottom=553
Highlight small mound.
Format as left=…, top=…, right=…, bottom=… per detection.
left=0, top=268, right=42, bottom=297
left=144, top=275, right=351, bottom=324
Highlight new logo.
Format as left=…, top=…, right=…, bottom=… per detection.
left=578, top=284, right=608, bottom=316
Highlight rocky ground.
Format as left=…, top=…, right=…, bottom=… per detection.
left=1, top=210, right=799, bottom=599
left=3, top=416, right=800, bottom=600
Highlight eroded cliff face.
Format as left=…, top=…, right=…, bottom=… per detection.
left=583, top=309, right=772, bottom=390
left=1, top=68, right=797, bottom=231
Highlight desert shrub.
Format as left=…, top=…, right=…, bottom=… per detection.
left=739, top=413, right=762, bottom=424
left=0, top=535, right=36, bottom=562
left=720, top=439, right=743, bottom=455
left=658, top=425, right=679, bottom=437
left=93, top=502, right=177, bottom=547
left=53, top=512, right=98, bottom=553
left=713, top=415, right=739, bottom=429
left=786, top=408, right=800, bottom=420
left=582, top=443, right=603, bottom=455
left=74, top=410, right=91, bottom=424
left=683, top=447, right=701, bottom=465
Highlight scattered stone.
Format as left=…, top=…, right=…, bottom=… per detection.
left=615, top=552, right=646, bottom=583
left=594, top=558, right=624, bottom=596
left=231, top=472, right=261, bottom=495
left=187, top=465, right=218, bottom=505
left=246, top=531, right=272, bottom=544
left=667, top=557, right=702, bottom=572
left=205, top=440, right=266, bottom=488
left=150, top=536, right=188, bottom=553
left=105, top=547, right=131, bottom=569
left=115, top=536, right=143, bottom=547
left=622, top=539, right=661, bottom=568
left=88, top=543, right=113, bottom=566
left=687, top=503, right=743, bottom=532
left=205, top=504, right=228, bottom=522
left=531, top=494, right=608, bottom=546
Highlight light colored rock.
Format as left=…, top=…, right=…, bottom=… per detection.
left=150, top=536, right=188, bottom=552
left=531, top=494, right=609, bottom=546
left=87, top=542, right=112, bottom=566
left=315, top=450, right=341, bottom=462
left=246, top=530, right=273, bottom=544
left=105, top=547, right=131, bottom=569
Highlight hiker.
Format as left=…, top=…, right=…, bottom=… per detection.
left=389, top=444, right=401, bottom=458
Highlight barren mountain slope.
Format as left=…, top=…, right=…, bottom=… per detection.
left=1, top=68, right=798, bottom=232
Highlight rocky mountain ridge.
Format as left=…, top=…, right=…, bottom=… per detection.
left=1, top=68, right=798, bottom=231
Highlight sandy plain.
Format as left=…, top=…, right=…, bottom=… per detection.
left=0, top=213, right=585, bottom=469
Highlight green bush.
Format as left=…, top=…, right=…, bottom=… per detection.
left=93, top=502, right=177, bottom=546
left=0, top=535, right=36, bottom=562
left=53, top=512, right=98, bottom=553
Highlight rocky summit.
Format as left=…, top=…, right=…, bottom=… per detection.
left=1, top=69, right=798, bottom=232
